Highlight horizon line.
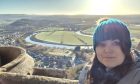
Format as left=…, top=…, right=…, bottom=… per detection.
left=0, top=13, right=140, bottom=16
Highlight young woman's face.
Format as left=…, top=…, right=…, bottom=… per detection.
left=96, top=39, right=125, bottom=69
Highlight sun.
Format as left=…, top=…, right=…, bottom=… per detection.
left=86, top=0, right=117, bottom=15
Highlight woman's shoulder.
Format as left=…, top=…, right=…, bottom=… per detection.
left=117, top=61, right=140, bottom=84
left=131, top=67, right=140, bottom=83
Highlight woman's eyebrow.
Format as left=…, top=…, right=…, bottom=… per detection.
left=113, top=39, right=120, bottom=42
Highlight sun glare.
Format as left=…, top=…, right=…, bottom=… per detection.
left=86, top=0, right=117, bottom=15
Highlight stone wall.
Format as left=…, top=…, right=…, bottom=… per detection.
left=33, top=67, right=67, bottom=78
left=0, top=46, right=78, bottom=84
left=136, top=42, right=140, bottom=51
left=0, top=72, right=78, bottom=84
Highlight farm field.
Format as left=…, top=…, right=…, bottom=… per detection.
left=82, top=25, right=140, bottom=45
left=32, top=24, right=140, bottom=46
left=35, top=31, right=92, bottom=46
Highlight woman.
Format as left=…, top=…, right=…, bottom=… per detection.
left=89, top=18, right=140, bottom=84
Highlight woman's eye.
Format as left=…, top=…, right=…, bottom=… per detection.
left=112, top=41, right=120, bottom=46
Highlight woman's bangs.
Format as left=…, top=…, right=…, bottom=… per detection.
left=95, top=26, right=120, bottom=43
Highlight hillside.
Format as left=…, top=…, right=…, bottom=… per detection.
left=3, top=14, right=140, bottom=32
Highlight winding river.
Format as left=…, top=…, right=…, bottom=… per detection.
left=25, top=31, right=93, bottom=49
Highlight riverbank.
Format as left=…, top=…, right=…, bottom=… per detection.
left=25, top=32, right=93, bottom=49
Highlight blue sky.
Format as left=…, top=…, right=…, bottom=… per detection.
left=0, top=0, right=140, bottom=15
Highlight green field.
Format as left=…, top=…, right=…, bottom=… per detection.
left=35, top=31, right=92, bottom=46
left=83, top=25, right=140, bottom=43
left=33, top=25, right=140, bottom=46
left=37, top=27, right=65, bottom=32
left=83, top=26, right=140, bottom=35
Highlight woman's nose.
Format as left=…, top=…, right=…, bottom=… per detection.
left=104, top=45, right=113, bottom=53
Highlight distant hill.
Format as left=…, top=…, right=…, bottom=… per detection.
left=6, top=18, right=59, bottom=31
left=2, top=14, right=140, bottom=32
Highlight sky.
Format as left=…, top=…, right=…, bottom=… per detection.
left=0, top=0, right=140, bottom=15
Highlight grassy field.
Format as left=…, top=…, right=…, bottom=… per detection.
left=34, top=25, right=140, bottom=46
left=35, top=31, right=62, bottom=43
left=83, top=25, right=140, bottom=35
left=35, top=31, right=92, bottom=45
left=82, top=25, right=140, bottom=44
left=82, top=27, right=95, bottom=35
left=37, top=27, right=65, bottom=32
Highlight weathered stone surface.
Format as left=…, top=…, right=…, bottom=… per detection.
left=136, top=42, right=140, bottom=51
left=0, top=72, right=78, bottom=84
left=33, top=67, right=67, bottom=78
left=0, top=46, right=34, bottom=75
left=0, top=46, right=78, bottom=84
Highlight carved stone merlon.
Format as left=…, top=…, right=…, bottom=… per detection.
left=0, top=46, right=34, bottom=75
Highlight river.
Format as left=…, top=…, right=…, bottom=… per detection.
left=25, top=32, right=93, bottom=49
